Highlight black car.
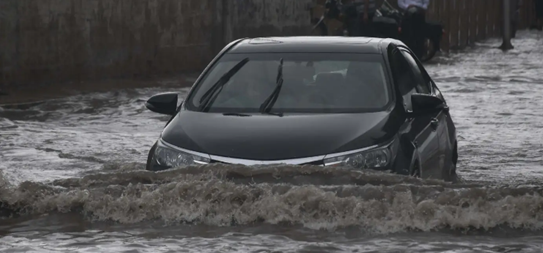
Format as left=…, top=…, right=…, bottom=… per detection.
left=144, top=36, right=458, bottom=182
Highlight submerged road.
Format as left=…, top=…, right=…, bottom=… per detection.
left=0, top=31, right=543, bottom=252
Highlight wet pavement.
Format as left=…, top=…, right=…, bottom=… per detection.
left=1, top=30, right=543, bottom=252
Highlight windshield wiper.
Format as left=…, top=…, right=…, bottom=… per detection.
left=223, top=112, right=251, bottom=117
left=198, top=58, right=250, bottom=112
left=259, top=58, right=284, bottom=116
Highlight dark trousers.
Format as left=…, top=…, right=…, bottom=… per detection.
left=537, top=0, right=543, bottom=18
left=356, top=12, right=376, bottom=36
left=530, top=0, right=543, bottom=30
left=402, top=7, right=426, bottom=58
left=347, top=11, right=375, bottom=37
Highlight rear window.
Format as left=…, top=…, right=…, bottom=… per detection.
left=185, top=53, right=391, bottom=113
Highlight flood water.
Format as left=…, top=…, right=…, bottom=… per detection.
left=1, top=31, right=543, bottom=252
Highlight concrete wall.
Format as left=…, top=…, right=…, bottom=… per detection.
left=1, top=0, right=537, bottom=90
left=0, top=0, right=314, bottom=89
left=224, top=0, right=313, bottom=42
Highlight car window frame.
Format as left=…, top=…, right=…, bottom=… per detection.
left=399, top=49, right=432, bottom=95
left=387, top=45, right=422, bottom=112
left=399, top=47, right=450, bottom=108
left=388, top=48, right=417, bottom=96
left=409, top=51, right=437, bottom=95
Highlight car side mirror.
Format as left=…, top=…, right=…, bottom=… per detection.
left=411, top=93, right=448, bottom=114
left=145, top=92, right=179, bottom=116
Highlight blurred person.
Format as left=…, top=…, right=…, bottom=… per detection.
left=535, top=0, right=543, bottom=30
left=511, top=0, right=521, bottom=38
left=343, top=0, right=377, bottom=36
left=398, top=0, right=430, bottom=58
left=397, top=0, right=430, bottom=13
left=325, top=0, right=341, bottom=19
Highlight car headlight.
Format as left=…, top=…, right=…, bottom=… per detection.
left=323, top=147, right=391, bottom=169
left=154, top=140, right=210, bottom=168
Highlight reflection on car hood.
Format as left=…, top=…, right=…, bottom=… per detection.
left=161, top=110, right=397, bottom=161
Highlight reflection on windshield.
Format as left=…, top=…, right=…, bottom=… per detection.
left=187, top=53, right=390, bottom=113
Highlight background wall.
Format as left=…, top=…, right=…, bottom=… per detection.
left=0, top=0, right=538, bottom=90
left=0, top=0, right=223, bottom=88
left=223, top=0, right=313, bottom=42
left=425, top=0, right=536, bottom=51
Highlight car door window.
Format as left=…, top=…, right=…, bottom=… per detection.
left=411, top=52, right=437, bottom=95
left=389, top=49, right=417, bottom=96
left=401, top=50, right=431, bottom=94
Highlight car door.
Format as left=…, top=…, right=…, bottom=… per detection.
left=410, top=56, right=456, bottom=177
left=398, top=49, right=443, bottom=178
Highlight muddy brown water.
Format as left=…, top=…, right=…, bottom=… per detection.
left=1, top=31, right=543, bottom=252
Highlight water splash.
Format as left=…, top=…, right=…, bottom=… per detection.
left=1, top=164, right=542, bottom=235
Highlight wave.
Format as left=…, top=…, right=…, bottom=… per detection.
left=1, top=163, right=543, bottom=234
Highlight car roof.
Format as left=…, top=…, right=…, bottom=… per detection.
left=226, top=36, right=398, bottom=54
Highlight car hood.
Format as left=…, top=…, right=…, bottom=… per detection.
left=161, top=110, right=399, bottom=161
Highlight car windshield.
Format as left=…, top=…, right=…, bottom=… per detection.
left=186, top=53, right=391, bottom=113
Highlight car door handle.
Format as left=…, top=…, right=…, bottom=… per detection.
left=431, top=118, right=439, bottom=130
